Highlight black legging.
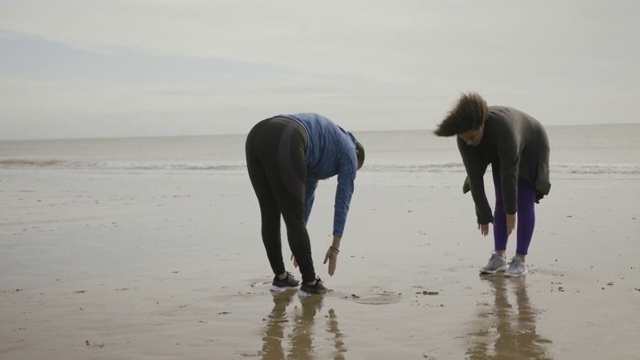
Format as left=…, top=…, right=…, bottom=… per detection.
left=245, top=117, right=316, bottom=283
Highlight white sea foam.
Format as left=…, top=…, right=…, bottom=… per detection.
left=1, top=125, right=639, bottom=177
left=1, top=157, right=638, bottom=176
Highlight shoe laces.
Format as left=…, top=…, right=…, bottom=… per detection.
left=509, top=257, right=525, bottom=269
left=277, top=271, right=296, bottom=282
left=309, top=277, right=323, bottom=287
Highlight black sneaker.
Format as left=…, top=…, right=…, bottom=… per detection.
left=299, top=277, right=328, bottom=297
left=271, top=272, right=300, bottom=292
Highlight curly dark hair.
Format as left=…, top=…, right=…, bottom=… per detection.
left=434, top=92, right=489, bottom=137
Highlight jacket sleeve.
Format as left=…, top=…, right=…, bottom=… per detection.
left=458, top=137, right=493, bottom=224
left=494, top=129, right=520, bottom=214
left=332, top=155, right=356, bottom=237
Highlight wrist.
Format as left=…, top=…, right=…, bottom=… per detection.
left=331, top=235, right=342, bottom=248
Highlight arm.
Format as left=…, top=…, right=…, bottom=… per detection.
left=495, top=129, right=520, bottom=215
left=304, top=179, right=319, bottom=224
left=332, top=155, right=356, bottom=237
left=494, top=130, right=520, bottom=236
left=457, top=137, right=493, bottom=224
left=323, top=155, right=356, bottom=276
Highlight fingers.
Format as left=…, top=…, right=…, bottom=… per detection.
left=297, top=249, right=338, bottom=276
left=328, top=255, right=337, bottom=276
left=323, top=248, right=332, bottom=264
left=506, top=214, right=516, bottom=237
left=478, top=223, right=489, bottom=236
left=323, top=249, right=338, bottom=276
left=507, top=225, right=514, bottom=237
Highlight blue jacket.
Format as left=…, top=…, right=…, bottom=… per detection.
left=279, top=113, right=358, bottom=237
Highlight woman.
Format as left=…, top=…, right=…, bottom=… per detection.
left=245, top=113, right=365, bottom=295
left=434, top=93, right=550, bottom=277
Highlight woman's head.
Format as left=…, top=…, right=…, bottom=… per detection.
left=355, top=141, right=365, bottom=170
left=434, top=92, right=489, bottom=146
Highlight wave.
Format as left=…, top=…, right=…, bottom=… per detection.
left=0, top=159, right=65, bottom=167
left=366, top=162, right=640, bottom=176
left=0, top=158, right=245, bottom=172
left=1, top=158, right=639, bottom=176
left=553, top=163, right=640, bottom=175
left=364, top=163, right=465, bottom=173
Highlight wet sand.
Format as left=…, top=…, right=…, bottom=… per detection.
left=1, top=168, right=639, bottom=359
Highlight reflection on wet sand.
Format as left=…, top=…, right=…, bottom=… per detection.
left=466, top=277, right=553, bottom=360
left=261, top=291, right=346, bottom=360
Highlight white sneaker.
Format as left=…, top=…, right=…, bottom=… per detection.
left=479, top=252, right=508, bottom=274
left=504, top=256, right=528, bottom=277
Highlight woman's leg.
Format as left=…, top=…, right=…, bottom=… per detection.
left=247, top=118, right=316, bottom=284
left=492, top=163, right=508, bottom=253
left=273, top=122, right=316, bottom=284
left=515, top=178, right=536, bottom=256
left=246, top=120, right=286, bottom=277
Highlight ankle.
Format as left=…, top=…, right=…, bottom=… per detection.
left=278, top=272, right=288, bottom=280
left=307, top=280, right=317, bottom=286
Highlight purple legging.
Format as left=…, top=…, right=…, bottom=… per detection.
left=492, top=163, right=536, bottom=255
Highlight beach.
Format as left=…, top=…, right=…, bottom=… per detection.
left=1, top=125, right=639, bottom=359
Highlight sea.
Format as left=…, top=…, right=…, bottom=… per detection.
left=1, top=124, right=639, bottom=180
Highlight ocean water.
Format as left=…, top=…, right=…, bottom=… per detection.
left=1, top=124, right=639, bottom=178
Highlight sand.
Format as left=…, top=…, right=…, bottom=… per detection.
left=1, top=167, right=639, bottom=359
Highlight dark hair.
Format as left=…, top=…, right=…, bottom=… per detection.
left=355, top=141, right=365, bottom=168
left=433, top=92, right=489, bottom=137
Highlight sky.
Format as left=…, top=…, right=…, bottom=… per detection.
left=1, top=0, right=639, bottom=140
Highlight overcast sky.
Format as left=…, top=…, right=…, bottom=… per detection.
left=1, top=0, right=638, bottom=140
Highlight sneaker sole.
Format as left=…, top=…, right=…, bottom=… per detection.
left=297, top=289, right=327, bottom=298
left=504, top=269, right=528, bottom=277
left=479, top=265, right=508, bottom=274
left=298, top=290, right=324, bottom=299
left=270, top=285, right=299, bottom=293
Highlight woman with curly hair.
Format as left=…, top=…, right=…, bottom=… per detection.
left=434, top=93, right=551, bottom=277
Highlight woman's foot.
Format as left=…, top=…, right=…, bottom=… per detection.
left=299, top=277, right=328, bottom=296
left=271, top=271, right=300, bottom=292
left=504, top=256, right=528, bottom=277
left=479, top=252, right=508, bottom=274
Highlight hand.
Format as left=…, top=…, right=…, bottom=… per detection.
left=323, top=246, right=339, bottom=276
left=506, top=213, right=516, bottom=237
left=290, top=253, right=298, bottom=268
left=478, top=223, right=491, bottom=236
